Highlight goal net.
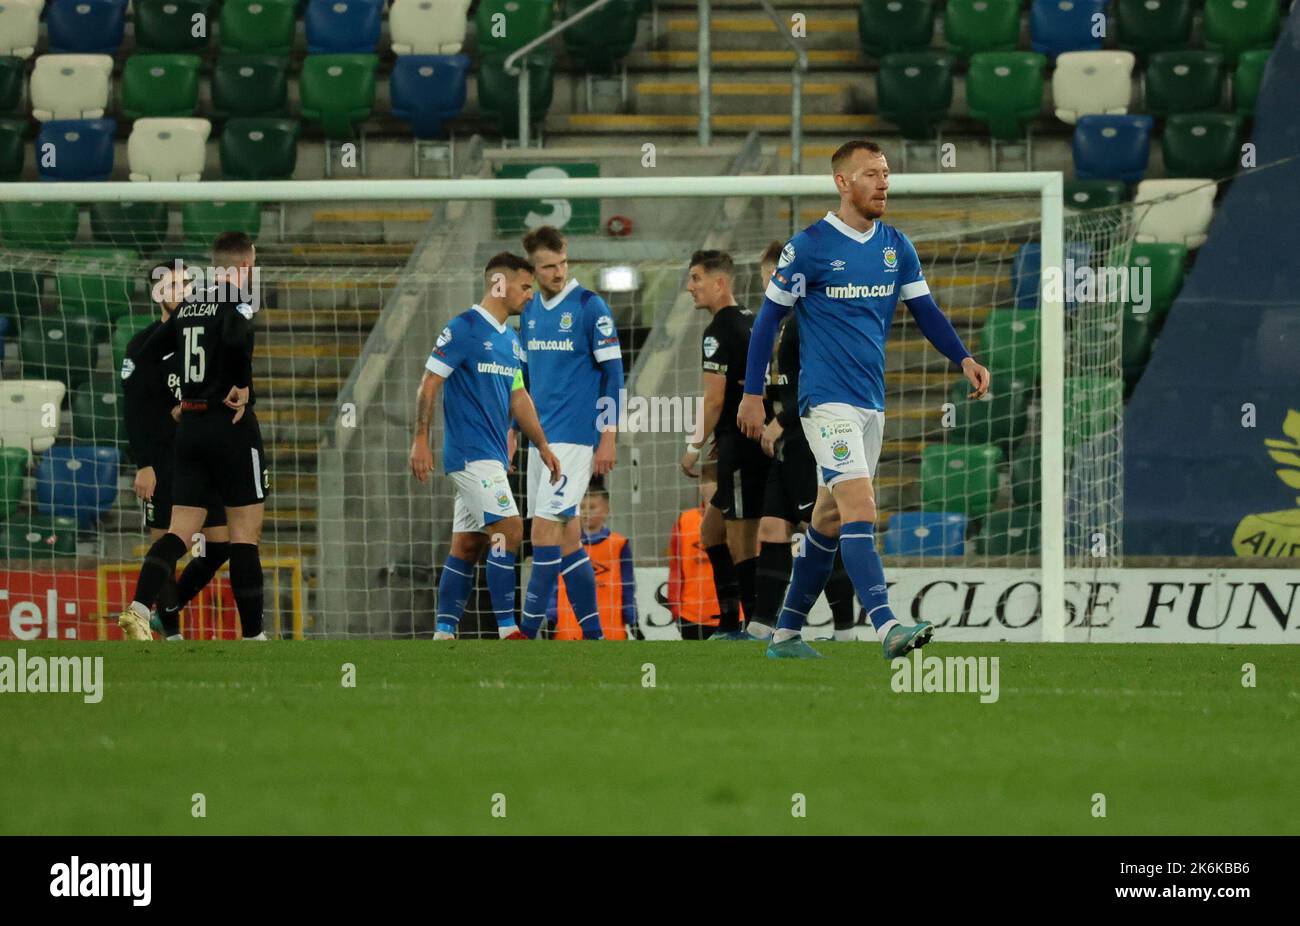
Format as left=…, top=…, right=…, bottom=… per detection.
left=0, top=175, right=1131, bottom=642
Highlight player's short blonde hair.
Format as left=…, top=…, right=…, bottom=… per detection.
left=831, top=139, right=885, bottom=174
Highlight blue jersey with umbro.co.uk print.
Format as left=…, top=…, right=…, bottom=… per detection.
left=520, top=278, right=621, bottom=447
left=765, top=212, right=930, bottom=413
left=425, top=304, right=523, bottom=474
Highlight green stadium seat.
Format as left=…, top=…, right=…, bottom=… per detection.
left=475, top=0, right=554, bottom=56
left=89, top=202, right=171, bottom=253
left=876, top=51, right=953, bottom=140
left=478, top=50, right=555, bottom=138
left=134, top=0, right=213, bottom=53
left=1009, top=442, right=1039, bottom=505
left=181, top=201, right=262, bottom=244
left=1064, top=179, right=1128, bottom=210
left=0, top=202, right=80, bottom=250
left=1203, top=0, right=1279, bottom=65
left=0, top=447, right=27, bottom=519
left=973, top=508, right=1040, bottom=555
left=0, top=56, right=24, bottom=115
left=18, top=314, right=101, bottom=390
left=1115, top=0, right=1193, bottom=58
left=121, top=54, right=202, bottom=119
left=70, top=375, right=126, bottom=450
left=0, top=514, right=79, bottom=559
left=220, top=117, right=300, bottom=180
left=212, top=55, right=290, bottom=117
left=948, top=376, right=1030, bottom=445
left=561, top=0, right=639, bottom=74
left=112, top=314, right=156, bottom=382
left=944, top=0, right=1020, bottom=59
left=1234, top=49, right=1270, bottom=116
left=0, top=270, right=44, bottom=331
left=977, top=310, right=1040, bottom=384
left=56, top=248, right=137, bottom=323
left=1064, top=375, right=1123, bottom=447
left=966, top=52, right=1047, bottom=141
left=299, top=54, right=377, bottom=139
left=920, top=444, right=1004, bottom=518
left=1162, top=112, right=1241, bottom=178
left=0, top=117, right=24, bottom=181
left=1122, top=308, right=1157, bottom=386
left=1124, top=241, right=1186, bottom=321
left=219, top=0, right=297, bottom=55
left=1144, top=51, right=1226, bottom=116
left=857, top=0, right=935, bottom=58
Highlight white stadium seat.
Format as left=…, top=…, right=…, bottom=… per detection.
left=0, top=380, right=67, bottom=461
left=1053, top=51, right=1136, bottom=124
left=128, top=118, right=212, bottom=181
left=0, top=0, right=43, bottom=59
left=1134, top=179, right=1216, bottom=248
left=30, top=54, right=114, bottom=121
left=390, top=0, right=472, bottom=55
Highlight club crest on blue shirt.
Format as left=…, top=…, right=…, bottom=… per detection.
left=512, top=341, right=523, bottom=361
left=596, top=315, right=614, bottom=338
left=778, top=243, right=795, bottom=268
left=559, top=312, right=574, bottom=331
left=883, top=247, right=898, bottom=270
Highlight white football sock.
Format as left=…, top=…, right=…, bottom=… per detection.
left=166, top=634, right=184, bottom=642
left=772, top=628, right=800, bottom=644
left=243, top=632, right=268, bottom=641
left=875, top=619, right=900, bottom=642
left=833, top=627, right=857, bottom=642
left=746, top=622, right=774, bottom=640
left=497, top=623, right=519, bottom=639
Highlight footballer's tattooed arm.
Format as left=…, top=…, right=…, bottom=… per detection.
left=409, top=371, right=443, bottom=483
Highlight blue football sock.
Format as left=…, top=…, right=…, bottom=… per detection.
left=521, top=544, right=561, bottom=638
left=776, top=526, right=839, bottom=633
left=561, top=548, right=604, bottom=640
left=486, top=547, right=518, bottom=630
left=838, top=521, right=898, bottom=638
left=435, top=555, right=474, bottom=634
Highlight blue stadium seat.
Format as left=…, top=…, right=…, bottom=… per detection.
left=390, top=55, right=470, bottom=139
left=305, top=0, right=383, bottom=54
left=882, top=512, right=967, bottom=557
left=46, top=0, right=128, bottom=55
left=36, top=118, right=115, bottom=181
left=1030, top=0, right=1107, bottom=59
left=0, top=315, right=9, bottom=360
left=1012, top=241, right=1095, bottom=309
left=1072, top=114, right=1153, bottom=183
left=35, top=444, right=120, bottom=527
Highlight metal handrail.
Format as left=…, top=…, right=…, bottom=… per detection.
left=504, top=0, right=624, bottom=146
left=756, top=0, right=808, bottom=176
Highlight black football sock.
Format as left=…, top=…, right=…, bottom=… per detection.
left=175, top=540, right=231, bottom=609
left=704, top=543, right=742, bottom=632
left=155, top=570, right=181, bottom=637
left=754, top=540, right=794, bottom=628
left=734, top=555, right=758, bottom=626
left=228, top=543, right=265, bottom=639
left=826, top=551, right=857, bottom=633
left=131, top=533, right=188, bottom=612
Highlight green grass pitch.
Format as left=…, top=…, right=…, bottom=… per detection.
left=1, top=640, right=1296, bottom=835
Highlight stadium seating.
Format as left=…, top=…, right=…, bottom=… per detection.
left=46, top=0, right=126, bottom=55
left=1125, top=241, right=1187, bottom=322
left=1144, top=51, right=1226, bottom=115
left=35, top=444, right=120, bottom=527
left=972, top=509, right=1040, bottom=555
left=876, top=51, right=954, bottom=140
left=1064, top=375, right=1124, bottom=446
left=390, top=0, right=472, bottom=55
left=220, top=117, right=300, bottom=179
left=0, top=445, right=26, bottom=518
left=1133, top=179, right=1216, bottom=247
left=1064, top=179, right=1128, bottom=210
left=0, top=117, right=23, bottom=180
left=0, top=55, right=23, bottom=112
left=1030, top=0, right=1107, bottom=59
left=89, top=201, right=170, bottom=252
left=1115, top=0, right=1193, bottom=58
left=0, top=380, right=66, bottom=460
left=30, top=54, right=115, bottom=121
left=1072, top=115, right=1154, bottom=184
left=978, top=310, right=1039, bottom=384
left=19, top=314, right=101, bottom=390
left=1162, top=113, right=1241, bottom=178
left=305, top=0, right=383, bottom=54
left=857, top=0, right=936, bottom=58
left=70, top=375, right=125, bottom=449
left=943, top=0, right=1020, bottom=59
left=882, top=512, right=967, bottom=557
left=134, top=0, right=212, bottom=53
left=0, top=0, right=41, bottom=59
left=182, top=201, right=262, bottom=242
left=300, top=54, right=378, bottom=138
left=1010, top=443, right=1039, bottom=504
left=965, top=52, right=1046, bottom=141
left=919, top=444, right=1003, bottom=518
left=1202, top=0, right=1279, bottom=65
left=475, top=0, right=554, bottom=56
left=212, top=55, right=291, bottom=117
left=35, top=118, right=115, bottom=181
left=111, top=314, right=154, bottom=381
left=1233, top=49, right=1270, bottom=116
left=948, top=376, right=1031, bottom=445
left=561, top=0, right=640, bottom=74
left=1011, top=240, right=1093, bottom=309
left=127, top=118, right=211, bottom=181
left=0, top=201, right=80, bottom=249
left=121, top=54, right=202, bottom=119
left=390, top=55, right=470, bottom=139
left=0, top=514, right=79, bottom=558
left=218, top=0, right=298, bottom=55
left=56, top=248, right=136, bottom=322
left=1052, top=51, right=1135, bottom=124
left=477, top=50, right=555, bottom=138
left=1121, top=309, right=1157, bottom=386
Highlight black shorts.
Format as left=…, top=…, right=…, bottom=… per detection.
left=145, top=456, right=226, bottom=530
left=710, top=431, right=770, bottom=521
left=762, top=437, right=818, bottom=525
left=173, top=409, right=270, bottom=510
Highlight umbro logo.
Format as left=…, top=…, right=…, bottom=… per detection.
left=830, top=259, right=846, bottom=271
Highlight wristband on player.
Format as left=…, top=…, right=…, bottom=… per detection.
left=684, top=438, right=703, bottom=454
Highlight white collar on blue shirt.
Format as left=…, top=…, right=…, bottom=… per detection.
left=823, top=210, right=877, bottom=244
left=472, top=303, right=508, bottom=334
left=541, top=277, right=580, bottom=311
